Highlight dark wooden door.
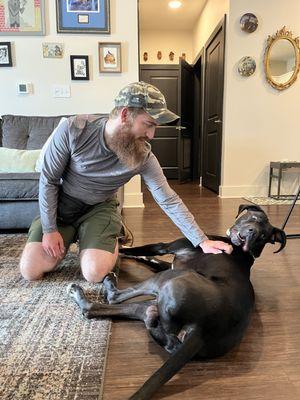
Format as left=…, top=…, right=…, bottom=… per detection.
left=202, top=19, right=225, bottom=193
left=177, top=58, right=194, bottom=182
left=140, top=65, right=180, bottom=179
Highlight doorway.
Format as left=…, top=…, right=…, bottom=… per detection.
left=138, top=1, right=226, bottom=192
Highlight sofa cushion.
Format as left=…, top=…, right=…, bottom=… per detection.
left=0, top=148, right=41, bottom=173
left=0, top=172, right=40, bottom=200
left=1, top=115, right=67, bottom=149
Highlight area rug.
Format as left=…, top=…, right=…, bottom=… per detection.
left=243, top=196, right=300, bottom=206
left=0, top=234, right=110, bottom=400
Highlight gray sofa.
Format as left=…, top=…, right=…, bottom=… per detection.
left=0, top=113, right=113, bottom=230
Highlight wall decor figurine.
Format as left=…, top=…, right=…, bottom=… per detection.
left=70, top=55, right=89, bottom=80
left=0, top=0, right=45, bottom=36
left=238, top=56, right=256, bottom=77
left=98, top=42, right=121, bottom=73
left=56, top=0, right=110, bottom=34
left=157, top=51, right=162, bottom=60
left=181, top=53, right=186, bottom=60
left=0, top=41, right=12, bottom=66
left=143, top=52, right=148, bottom=62
left=42, top=43, right=63, bottom=58
left=240, top=13, right=258, bottom=33
left=169, top=51, right=174, bottom=61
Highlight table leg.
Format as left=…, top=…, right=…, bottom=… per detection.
left=277, top=166, right=282, bottom=200
left=268, top=166, right=273, bottom=197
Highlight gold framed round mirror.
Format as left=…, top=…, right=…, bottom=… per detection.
left=264, top=26, right=300, bottom=90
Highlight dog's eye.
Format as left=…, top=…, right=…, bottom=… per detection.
left=252, top=215, right=258, bottom=220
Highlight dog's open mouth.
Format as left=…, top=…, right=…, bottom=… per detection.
left=228, top=228, right=251, bottom=252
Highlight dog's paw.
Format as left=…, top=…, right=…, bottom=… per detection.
left=67, top=283, right=81, bottom=297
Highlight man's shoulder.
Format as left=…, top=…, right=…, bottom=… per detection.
left=67, top=114, right=107, bottom=139
left=68, top=114, right=106, bottom=130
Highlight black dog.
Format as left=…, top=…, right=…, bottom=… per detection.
left=68, top=204, right=286, bottom=400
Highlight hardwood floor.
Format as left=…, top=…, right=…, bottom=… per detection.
left=103, top=182, right=300, bottom=400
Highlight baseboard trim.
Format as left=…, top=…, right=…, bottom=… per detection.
left=219, top=185, right=267, bottom=198
left=123, top=192, right=145, bottom=208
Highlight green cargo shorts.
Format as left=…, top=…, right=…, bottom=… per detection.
left=28, top=198, right=122, bottom=254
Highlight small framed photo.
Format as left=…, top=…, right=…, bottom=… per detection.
left=42, top=43, right=63, bottom=58
left=0, top=0, right=45, bottom=36
left=98, top=42, right=122, bottom=73
left=0, top=42, right=12, bottom=67
left=56, top=0, right=110, bottom=34
left=70, top=55, right=89, bottom=80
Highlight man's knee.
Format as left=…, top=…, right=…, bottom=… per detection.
left=80, top=248, right=118, bottom=283
left=81, top=262, right=112, bottom=283
left=19, top=243, right=58, bottom=281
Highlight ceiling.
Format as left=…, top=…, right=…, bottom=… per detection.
left=139, top=0, right=207, bottom=31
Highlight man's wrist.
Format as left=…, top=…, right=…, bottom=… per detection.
left=198, top=236, right=209, bottom=248
left=43, top=228, right=58, bottom=235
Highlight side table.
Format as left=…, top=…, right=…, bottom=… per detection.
left=268, top=161, right=300, bottom=199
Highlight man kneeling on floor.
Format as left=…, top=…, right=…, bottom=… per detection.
left=19, top=81, right=232, bottom=282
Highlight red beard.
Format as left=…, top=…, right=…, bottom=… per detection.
left=107, top=123, right=149, bottom=169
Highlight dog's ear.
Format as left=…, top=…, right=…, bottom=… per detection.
left=236, top=204, right=265, bottom=218
left=269, top=227, right=287, bottom=253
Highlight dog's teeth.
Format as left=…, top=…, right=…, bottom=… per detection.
left=237, top=232, right=245, bottom=242
left=226, top=229, right=230, bottom=236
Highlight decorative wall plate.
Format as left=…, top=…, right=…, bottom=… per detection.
left=240, top=13, right=258, bottom=33
left=238, top=56, right=256, bottom=76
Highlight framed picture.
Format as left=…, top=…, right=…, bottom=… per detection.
left=98, top=42, right=121, bottom=73
left=43, top=43, right=63, bottom=58
left=56, top=0, right=110, bottom=34
left=0, top=0, right=45, bottom=36
left=0, top=42, right=12, bottom=67
left=70, top=55, right=89, bottom=80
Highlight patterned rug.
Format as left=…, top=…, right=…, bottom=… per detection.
left=243, top=196, right=300, bottom=206
left=0, top=234, right=110, bottom=400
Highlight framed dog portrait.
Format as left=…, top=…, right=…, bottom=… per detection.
left=98, top=42, right=121, bottom=73
left=0, top=42, right=12, bottom=66
left=70, top=55, right=89, bottom=80
left=0, top=0, right=45, bottom=36
left=56, top=0, right=110, bottom=34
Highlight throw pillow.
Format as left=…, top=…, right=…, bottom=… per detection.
left=0, top=148, right=41, bottom=173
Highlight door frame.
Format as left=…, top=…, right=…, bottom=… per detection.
left=192, top=48, right=204, bottom=180
left=201, top=15, right=226, bottom=193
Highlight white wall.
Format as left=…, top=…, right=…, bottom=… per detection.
left=140, top=29, right=193, bottom=64
left=193, top=0, right=229, bottom=59
left=0, top=0, right=143, bottom=208
left=0, top=0, right=139, bottom=115
left=221, top=0, right=300, bottom=197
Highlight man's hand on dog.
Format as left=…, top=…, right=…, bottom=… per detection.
left=200, top=239, right=233, bottom=255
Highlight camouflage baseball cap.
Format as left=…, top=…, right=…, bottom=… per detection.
left=114, top=81, right=179, bottom=125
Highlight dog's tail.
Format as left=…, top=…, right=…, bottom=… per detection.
left=129, top=326, right=202, bottom=400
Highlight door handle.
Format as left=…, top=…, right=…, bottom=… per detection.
left=214, top=119, right=222, bottom=124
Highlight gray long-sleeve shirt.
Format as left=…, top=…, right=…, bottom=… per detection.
left=39, top=115, right=208, bottom=246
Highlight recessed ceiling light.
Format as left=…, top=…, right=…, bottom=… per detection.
left=169, top=1, right=182, bottom=9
